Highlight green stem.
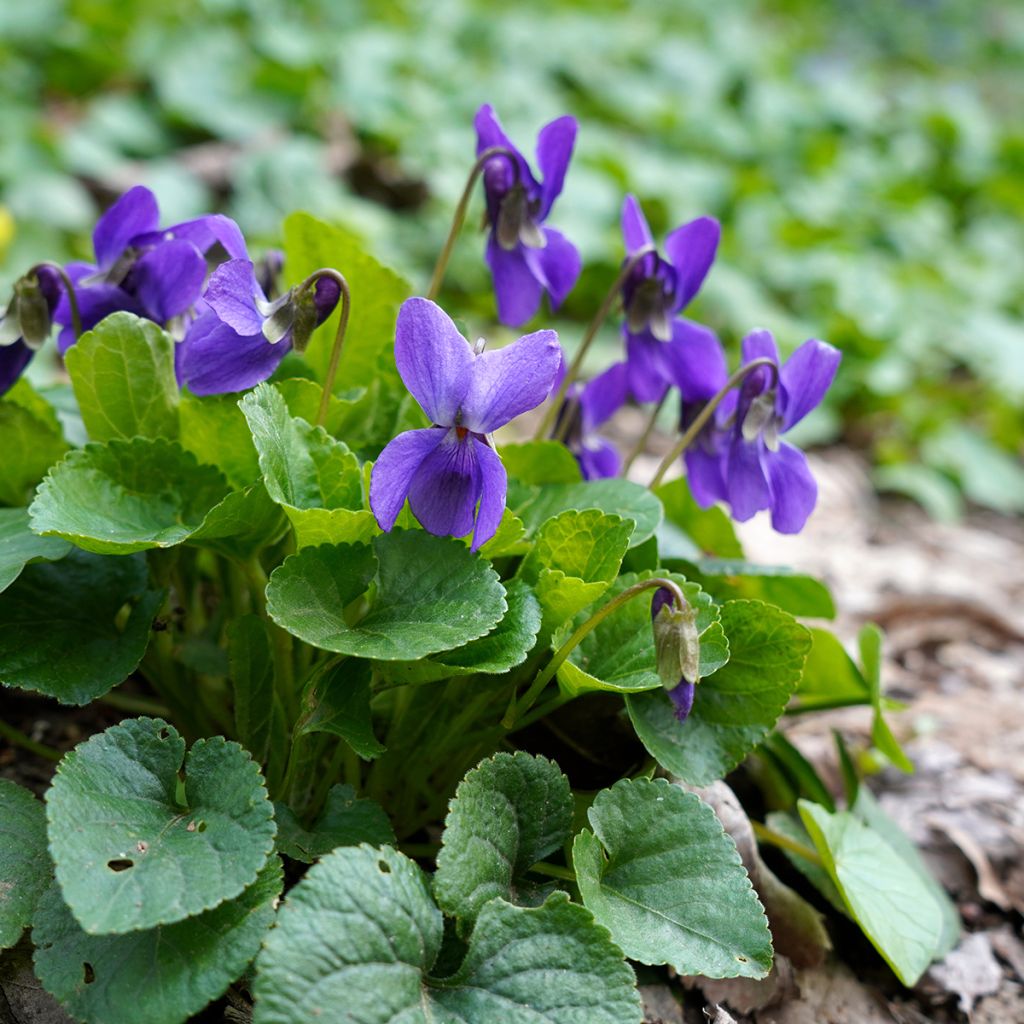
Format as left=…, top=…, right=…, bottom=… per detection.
left=292, top=268, right=351, bottom=428
left=244, top=558, right=299, bottom=723
left=751, top=821, right=823, bottom=865
left=0, top=718, right=61, bottom=761
left=425, top=145, right=520, bottom=302
left=785, top=696, right=873, bottom=716
left=534, top=244, right=656, bottom=443
left=506, top=692, right=572, bottom=733
left=99, top=691, right=172, bottom=717
left=621, top=392, right=669, bottom=474
left=648, top=357, right=780, bottom=490
left=502, top=576, right=687, bottom=728
left=528, top=861, right=576, bottom=882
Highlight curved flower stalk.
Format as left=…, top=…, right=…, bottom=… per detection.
left=475, top=104, right=581, bottom=326
left=52, top=185, right=245, bottom=351
left=0, top=266, right=62, bottom=397
left=370, top=297, right=560, bottom=549
left=176, top=259, right=342, bottom=396
left=620, top=194, right=720, bottom=403
left=552, top=359, right=629, bottom=480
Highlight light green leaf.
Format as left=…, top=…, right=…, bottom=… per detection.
left=0, top=780, right=49, bottom=950
left=29, top=438, right=230, bottom=554
left=0, top=507, right=70, bottom=592
left=253, top=845, right=640, bottom=1024
left=283, top=212, right=410, bottom=388
left=0, top=379, right=69, bottom=506
left=860, top=623, right=913, bottom=772
left=64, top=312, right=179, bottom=442
left=558, top=572, right=727, bottom=697
left=434, top=752, right=574, bottom=930
left=274, top=785, right=395, bottom=863
left=574, top=778, right=772, bottom=979
left=295, top=657, right=385, bottom=759
left=180, top=391, right=260, bottom=488
left=688, top=559, right=836, bottom=619
left=798, top=800, right=944, bottom=985
left=267, top=532, right=507, bottom=660
left=655, top=477, right=743, bottom=558
left=512, top=478, right=663, bottom=549
left=47, top=717, right=275, bottom=933
left=377, top=578, right=541, bottom=684
left=627, top=599, right=810, bottom=784
left=500, top=441, right=582, bottom=484
left=0, top=549, right=162, bottom=705
left=793, top=628, right=871, bottom=709
left=189, top=482, right=289, bottom=559
left=476, top=508, right=528, bottom=558
left=33, top=857, right=282, bottom=1024
left=763, top=811, right=848, bottom=916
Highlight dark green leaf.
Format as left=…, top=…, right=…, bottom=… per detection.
left=0, top=780, right=49, bottom=950
left=229, top=614, right=280, bottom=765
left=274, top=785, right=395, bottom=863
left=295, top=657, right=385, bottom=759
left=0, top=507, right=70, bottom=592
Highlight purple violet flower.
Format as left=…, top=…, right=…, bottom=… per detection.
left=0, top=266, right=62, bottom=398
left=370, top=297, right=560, bottom=550
left=553, top=360, right=629, bottom=480
left=720, top=330, right=841, bottom=533
left=620, top=194, right=720, bottom=403
left=474, top=104, right=581, bottom=327
left=176, top=258, right=341, bottom=396
left=53, top=186, right=246, bottom=351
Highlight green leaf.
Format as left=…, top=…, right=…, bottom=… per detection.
left=512, top=478, right=663, bottom=549
left=283, top=212, right=411, bottom=388
left=434, top=752, right=574, bottom=930
left=655, top=477, right=743, bottom=558
left=253, top=845, right=640, bottom=1024
left=794, top=628, right=871, bottom=709
left=188, top=482, right=289, bottom=560
left=29, top=438, right=231, bottom=554
left=763, top=811, right=847, bottom=916
left=759, top=732, right=835, bottom=811
left=47, top=717, right=275, bottom=933
left=229, top=614, right=283, bottom=766
left=267, top=532, right=507, bottom=660
left=574, top=778, right=772, bottom=979
left=627, top=599, right=811, bottom=784
left=0, top=549, right=162, bottom=705
left=180, top=391, right=260, bottom=488
left=295, top=657, right=385, bottom=759
left=377, top=578, right=541, bottom=684
left=0, top=780, right=49, bottom=950
left=0, top=380, right=69, bottom=506
left=798, top=800, right=944, bottom=985
left=687, top=559, right=836, bottom=619
left=0, top=507, right=70, bottom=592
left=33, top=857, right=282, bottom=1024
left=500, top=441, right=582, bottom=484
left=274, top=785, right=395, bottom=863
left=558, top=572, right=727, bottom=697
left=64, top=312, right=179, bottom=442
left=860, top=623, right=913, bottom=773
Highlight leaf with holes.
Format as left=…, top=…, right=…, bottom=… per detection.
left=557, top=572, right=728, bottom=697
left=574, top=778, right=773, bottom=979
left=267, top=531, right=507, bottom=660
left=0, top=549, right=162, bottom=705
left=434, top=752, right=574, bottom=931
left=29, top=438, right=230, bottom=554
left=627, top=599, right=810, bottom=784
left=33, top=857, right=282, bottom=1024
left=0, top=781, right=49, bottom=950
left=274, top=785, right=395, bottom=863
left=47, top=717, right=275, bottom=933
left=0, top=507, right=70, bottom=593
left=252, top=844, right=641, bottom=1024
left=64, top=312, right=180, bottom=442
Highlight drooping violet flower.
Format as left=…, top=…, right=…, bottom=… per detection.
left=620, top=194, right=720, bottom=403
left=370, top=297, right=560, bottom=549
left=52, top=186, right=246, bottom=351
left=552, top=359, right=629, bottom=480
left=0, top=266, right=62, bottom=397
left=721, top=330, right=841, bottom=533
left=474, top=104, right=581, bottom=327
left=650, top=587, right=701, bottom=722
left=176, top=259, right=341, bottom=396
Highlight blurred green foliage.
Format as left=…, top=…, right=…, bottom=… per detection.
left=1, top=0, right=1022, bottom=516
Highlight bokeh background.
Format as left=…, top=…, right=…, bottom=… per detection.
left=2, top=0, right=1022, bottom=517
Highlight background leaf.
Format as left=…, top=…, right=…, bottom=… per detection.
left=0, top=380, right=69, bottom=506
left=0, top=506, right=70, bottom=592
left=0, top=781, right=49, bottom=950
left=274, top=785, right=395, bottom=863
left=295, top=657, right=385, bottom=759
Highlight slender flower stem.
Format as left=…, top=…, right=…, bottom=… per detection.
left=0, top=719, right=61, bottom=762
left=784, top=695, right=873, bottom=716
left=534, top=245, right=656, bottom=443
left=425, top=146, right=520, bottom=302
left=502, top=576, right=687, bottom=729
left=648, top=356, right=780, bottom=490
left=99, top=691, right=172, bottom=717
left=528, top=861, right=576, bottom=881
left=295, top=268, right=352, bottom=428
left=33, top=261, right=82, bottom=339
left=621, top=391, right=669, bottom=474
left=751, top=821, right=823, bottom=866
